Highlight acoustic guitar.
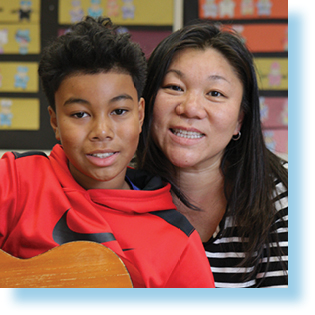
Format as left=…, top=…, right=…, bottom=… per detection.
left=0, top=241, right=133, bottom=288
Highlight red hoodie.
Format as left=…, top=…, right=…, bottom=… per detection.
left=0, top=144, right=215, bottom=288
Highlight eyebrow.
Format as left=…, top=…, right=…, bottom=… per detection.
left=166, top=69, right=231, bottom=84
left=63, top=94, right=134, bottom=106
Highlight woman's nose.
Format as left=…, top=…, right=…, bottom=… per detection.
left=175, top=92, right=207, bottom=119
left=89, top=117, right=114, bottom=141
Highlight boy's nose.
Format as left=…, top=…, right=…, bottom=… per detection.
left=90, top=117, right=114, bottom=141
left=175, top=92, right=207, bottom=119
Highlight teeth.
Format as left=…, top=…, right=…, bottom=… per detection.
left=172, top=129, right=203, bottom=139
left=91, top=152, right=115, bottom=158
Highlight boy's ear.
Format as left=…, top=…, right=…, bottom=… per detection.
left=48, top=106, right=60, bottom=141
left=138, top=97, right=145, bottom=133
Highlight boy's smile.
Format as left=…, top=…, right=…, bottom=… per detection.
left=49, top=71, right=145, bottom=190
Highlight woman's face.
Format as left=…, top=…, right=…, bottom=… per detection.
left=152, top=47, right=243, bottom=171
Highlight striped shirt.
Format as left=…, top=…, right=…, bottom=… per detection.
left=203, top=166, right=288, bottom=288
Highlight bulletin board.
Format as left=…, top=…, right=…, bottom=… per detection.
left=58, top=0, right=173, bottom=26
left=0, top=0, right=41, bottom=23
left=184, top=0, right=288, bottom=156
left=0, top=0, right=174, bottom=150
left=198, top=0, right=287, bottom=20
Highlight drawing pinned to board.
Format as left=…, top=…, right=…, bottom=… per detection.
left=0, top=29, right=8, bottom=54
left=0, top=98, right=40, bottom=130
left=107, top=0, right=119, bottom=17
left=256, top=0, right=272, bottom=16
left=15, top=29, right=31, bottom=54
left=0, top=0, right=40, bottom=23
left=263, top=130, right=276, bottom=152
left=87, top=0, right=103, bottom=19
left=254, top=58, right=288, bottom=90
left=0, top=99, right=13, bottom=128
left=122, top=0, right=135, bottom=20
left=219, top=0, right=236, bottom=18
left=259, top=97, right=288, bottom=128
left=241, top=0, right=255, bottom=15
left=198, top=0, right=287, bottom=20
left=69, top=0, right=84, bottom=23
left=14, top=66, right=29, bottom=90
left=59, top=0, right=173, bottom=26
left=0, top=25, right=39, bottom=55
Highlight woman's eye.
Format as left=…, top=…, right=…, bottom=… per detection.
left=112, top=109, right=127, bottom=115
left=72, top=112, right=88, bottom=118
left=209, top=91, right=223, bottom=97
left=165, top=85, right=183, bottom=92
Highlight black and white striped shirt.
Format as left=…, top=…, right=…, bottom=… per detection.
left=203, top=167, right=288, bottom=288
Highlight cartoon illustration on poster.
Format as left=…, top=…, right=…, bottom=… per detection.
left=219, top=0, right=236, bottom=18
left=263, top=130, right=276, bottom=152
left=280, top=99, right=288, bottom=126
left=11, top=0, right=33, bottom=22
left=14, top=66, right=29, bottom=90
left=241, top=0, right=254, bottom=15
left=256, top=0, right=272, bottom=16
left=122, top=0, right=135, bottom=20
left=0, top=29, right=8, bottom=54
left=69, top=0, right=84, bottom=23
left=202, top=0, right=218, bottom=18
left=15, top=29, right=31, bottom=54
left=107, top=0, right=119, bottom=17
left=259, top=97, right=269, bottom=124
left=268, top=61, right=282, bottom=87
left=87, top=0, right=103, bottom=19
left=0, top=97, right=40, bottom=130
left=0, top=99, right=13, bottom=128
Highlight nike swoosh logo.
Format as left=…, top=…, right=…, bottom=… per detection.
left=52, top=209, right=116, bottom=245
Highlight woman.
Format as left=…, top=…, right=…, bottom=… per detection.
left=137, top=21, right=288, bottom=288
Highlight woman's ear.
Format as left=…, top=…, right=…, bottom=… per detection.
left=138, top=97, right=145, bottom=133
left=235, top=110, right=244, bottom=134
left=48, top=106, right=60, bottom=141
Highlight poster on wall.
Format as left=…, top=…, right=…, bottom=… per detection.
left=0, top=97, right=39, bottom=130
left=0, top=0, right=41, bottom=24
left=222, top=24, right=288, bottom=53
left=58, top=0, right=173, bottom=26
left=198, top=0, right=288, bottom=20
left=260, top=97, right=288, bottom=155
left=254, top=58, right=288, bottom=90
left=0, top=24, right=40, bottom=54
left=263, top=129, right=287, bottom=155
left=260, top=97, right=288, bottom=128
left=0, top=62, right=38, bottom=92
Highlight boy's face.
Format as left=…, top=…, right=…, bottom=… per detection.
left=49, top=71, right=145, bottom=190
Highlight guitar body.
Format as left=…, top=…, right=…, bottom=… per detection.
left=0, top=241, right=133, bottom=288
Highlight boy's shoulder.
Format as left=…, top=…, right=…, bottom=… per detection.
left=11, top=151, right=48, bottom=160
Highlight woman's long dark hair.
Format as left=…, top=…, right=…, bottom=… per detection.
left=137, top=21, right=288, bottom=281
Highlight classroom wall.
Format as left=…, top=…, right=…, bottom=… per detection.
left=0, top=0, right=288, bottom=159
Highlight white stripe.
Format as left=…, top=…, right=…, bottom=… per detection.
left=262, top=285, right=288, bottom=288
left=213, top=236, right=248, bottom=244
left=260, top=255, right=288, bottom=263
left=205, top=251, right=245, bottom=258
left=211, top=266, right=254, bottom=273
left=215, top=280, right=256, bottom=288
left=256, top=270, right=288, bottom=279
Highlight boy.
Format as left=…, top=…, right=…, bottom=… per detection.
left=0, top=17, right=214, bottom=288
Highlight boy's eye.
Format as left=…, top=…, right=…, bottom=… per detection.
left=72, top=112, right=88, bottom=118
left=112, top=109, right=127, bottom=115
